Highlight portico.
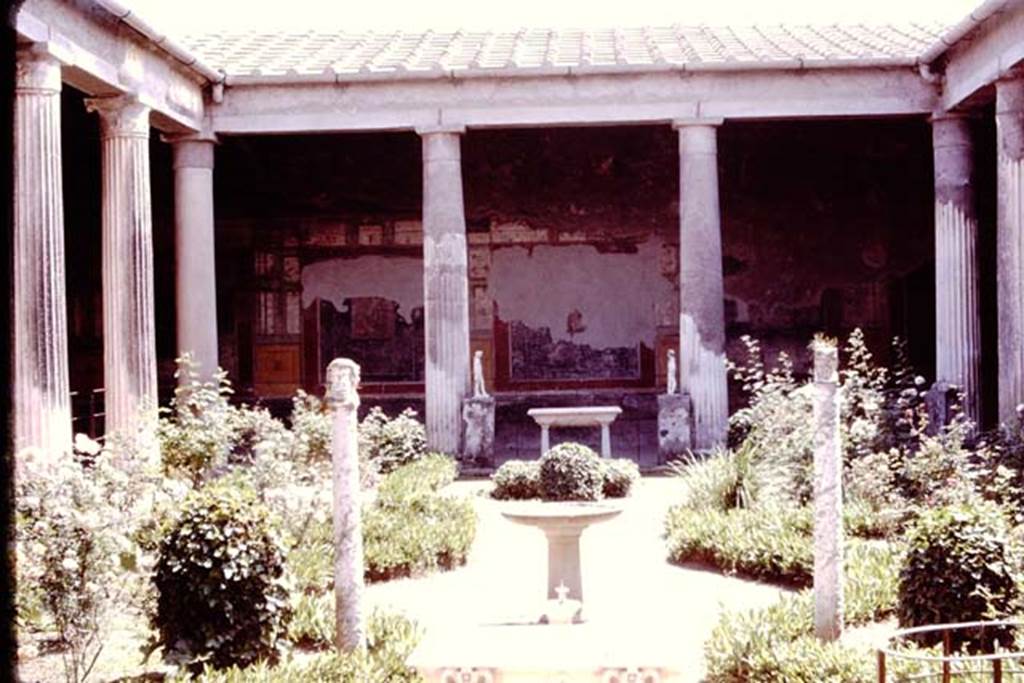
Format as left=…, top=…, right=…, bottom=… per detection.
left=12, top=0, right=1024, bottom=459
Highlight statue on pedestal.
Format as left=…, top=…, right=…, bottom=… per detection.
left=473, top=349, right=488, bottom=398
left=666, top=349, right=678, bottom=395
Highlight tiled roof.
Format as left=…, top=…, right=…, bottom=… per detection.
left=181, top=23, right=949, bottom=81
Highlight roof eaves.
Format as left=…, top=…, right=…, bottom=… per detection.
left=918, top=0, right=1011, bottom=64
left=91, top=0, right=226, bottom=84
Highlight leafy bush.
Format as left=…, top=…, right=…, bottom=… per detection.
left=359, top=407, right=427, bottom=474
left=181, top=610, right=422, bottom=683
left=363, top=455, right=476, bottom=582
left=897, top=502, right=1019, bottom=650
left=491, top=460, right=541, bottom=500
left=159, top=355, right=238, bottom=483
left=704, top=543, right=902, bottom=683
left=151, top=478, right=292, bottom=670
left=665, top=505, right=813, bottom=587
left=602, top=458, right=640, bottom=498
left=15, top=446, right=160, bottom=683
left=376, top=451, right=457, bottom=502
left=538, top=442, right=605, bottom=501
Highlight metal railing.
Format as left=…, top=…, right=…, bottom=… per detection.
left=879, top=620, right=1024, bottom=682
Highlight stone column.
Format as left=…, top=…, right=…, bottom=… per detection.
left=932, top=114, right=982, bottom=425
left=85, top=96, right=158, bottom=439
left=674, top=120, right=728, bottom=450
left=419, top=126, right=471, bottom=455
left=812, top=337, right=844, bottom=641
left=13, top=46, right=72, bottom=456
left=170, top=135, right=219, bottom=380
left=997, top=75, right=1024, bottom=424
left=326, top=358, right=366, bottom=653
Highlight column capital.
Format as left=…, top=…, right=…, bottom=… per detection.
left=85, top=95, right=150, bottom=140
left=16, top=45, right=62, bottom=94
left=671, top=117, right=724, bottom=130
left=164, top=133, right=218, bottom=170
left=415, top=123, right=466, bottom=136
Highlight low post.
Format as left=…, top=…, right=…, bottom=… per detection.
left=812, top=336, right=844, bottom=641
left=327, top=358, right=366, bottom=653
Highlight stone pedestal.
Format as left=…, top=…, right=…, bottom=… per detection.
left=997, top=75, right=1024, bottom=424
left=675, top=120, right=729, bottom=450
left=171, top=135, right=219, bottom=380
left=420, top=127, right=471, bottom=455
left=925, top=381, right=961, bottom=434
left=812, top=339, right=844, bottom=641
left=462, top=396, right=495, bottom=466
left=14, top=47, right=72, bottom=456
left=86, top=96, right=158, bottom=440
left=932, top=114, right=981, bottom=424
left=658, top=392, right=693, bottom=461
left=327, top=358, right=367, bottom=653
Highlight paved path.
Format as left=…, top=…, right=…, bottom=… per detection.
left=366, top=476, right=788, bottom=682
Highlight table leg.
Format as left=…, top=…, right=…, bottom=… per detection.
left=540, top=425, right=550, bottom=456
left=600, top=422, right=611, bottom=458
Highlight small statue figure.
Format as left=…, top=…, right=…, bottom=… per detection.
left=472, top=350, right=488, bottom=398
left=666, top=349, right=678, bottom=395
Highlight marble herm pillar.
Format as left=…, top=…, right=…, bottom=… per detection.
left=932, top=114, right=981, bottom=425
left=997, top=75, right=1024, bottom=425
left=419, top=126, right=471, bottom=455
left=171, top=136, right=219, bottom=380
left=675, top=120, right=729, bottom=450
left=85, top=96, right=158, bottom=439
left=14, top=47, right=72, bottom=456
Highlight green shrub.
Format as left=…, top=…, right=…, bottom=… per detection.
left=182, top=610, right=422, bottom=683
left=363, top=456, right=476, bottom=582
left=665, top=505, right=813, bottom=587
left=538, top=442, right=605, bottom=501
left=151, top=479, right=292, bottom=670
left=363, top=493, right=476, bottom=582
left=602, top=458, right=640, bottom=498
left=359, top=407, right=427, bottom=474
left=670, top=445, right=760, bottom=511
left=897, top=502, right=1019, bottom=651
left=491, top=459, right=540, bottom=500
left=376, top=451, right=457, bottom=503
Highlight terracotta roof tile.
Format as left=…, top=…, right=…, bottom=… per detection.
left=182, top=22, right=949, bottom=80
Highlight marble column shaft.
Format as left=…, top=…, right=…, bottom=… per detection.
left=932, top=115, right=982, bottom=424
left=997, top=76, right=1024, bottom=424
left=812, top=340, right=844, bottom=641
left=172, top=137, right=219, bottom=380
left=675, top=121, right=729, bottom=449
left=86, top=96, right=158, bottom=438
left=14, top=47, right=72, bottom=456
left=420, top=129, right=471, bottom=454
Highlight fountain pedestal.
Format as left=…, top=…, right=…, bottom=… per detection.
left=501, top=501, right=623, bottom=623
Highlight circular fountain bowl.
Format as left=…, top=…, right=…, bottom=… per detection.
left=500, top=500, right=624, bottom=530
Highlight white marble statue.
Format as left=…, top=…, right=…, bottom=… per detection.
left=473, top=349, right=488, bottom=398
left=666, top=349, right=678, bottom=395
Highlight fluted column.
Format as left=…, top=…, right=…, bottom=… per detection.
left=675, top=120, right=728, bottom=450
left=13, top=46, right=71, bottom=456
left=170, top=135, right=219, bottom=380
left=932, top=114, right=982, bottom=424
left=997, top=75, right=1024, bottom=424
left=85, top=96, right=158, bottom=440
left=419, top=126, right=471, bottom=455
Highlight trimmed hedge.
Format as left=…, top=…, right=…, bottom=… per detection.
left=538, top=442, right=606, bottom=501
left=363, top=454, right=476, bottom=582
left=491, top=460, right=541, bottom=500
left=602, top=458, right=640, bottom=498
left=665, top=505, right=814, bottom=587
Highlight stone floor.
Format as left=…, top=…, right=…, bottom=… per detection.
left=366, top=476, right=788, bottom=682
